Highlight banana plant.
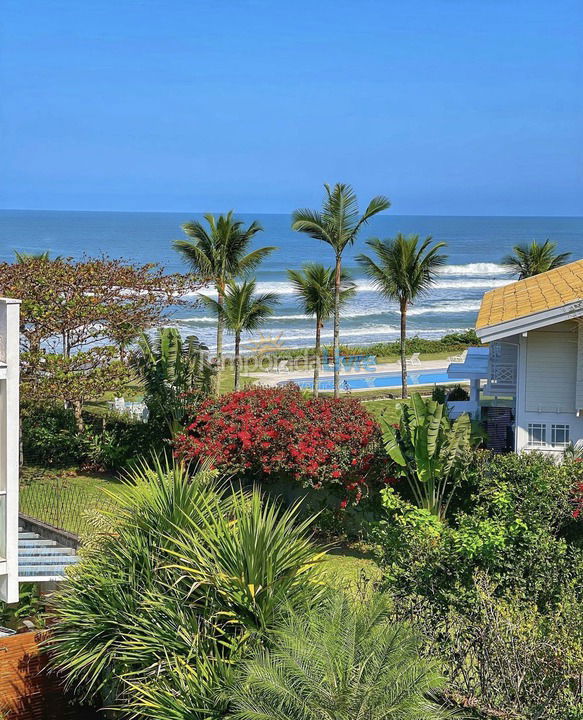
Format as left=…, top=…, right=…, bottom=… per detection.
left=381, top=393, right=471, bottom=520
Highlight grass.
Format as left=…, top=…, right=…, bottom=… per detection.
left=322, top=544, right=382, bottom=589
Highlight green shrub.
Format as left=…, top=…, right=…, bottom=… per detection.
left=446, top=384, right=469, bottom=401
left=22, top=406, right=93, bottom=466
left=48, top=460, right=326, bottom=715
left=371, top=451, right=583, bottom=611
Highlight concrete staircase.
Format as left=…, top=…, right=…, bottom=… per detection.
left=18, top=527, right=80, bottom=582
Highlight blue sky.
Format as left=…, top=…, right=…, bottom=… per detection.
left=1, top=0, right=582, bottom=215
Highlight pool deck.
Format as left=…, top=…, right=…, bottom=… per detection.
left=247, top=357, right=456, bottom=392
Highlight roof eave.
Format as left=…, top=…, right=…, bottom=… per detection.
left=477, top=298, right=583, bottom=342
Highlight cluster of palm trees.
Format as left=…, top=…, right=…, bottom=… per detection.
left=174, top=184, right=573, bottom=399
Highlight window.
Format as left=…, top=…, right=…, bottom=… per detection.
left=528, top=423, right=547, bottom=447
left=551, top=424, right=570, bottom=447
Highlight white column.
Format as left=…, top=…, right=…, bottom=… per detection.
left=0, top=298, right=20, bottom=604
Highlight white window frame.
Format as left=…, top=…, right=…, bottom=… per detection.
left=527, top=423, right=547, bottom=447
left=550, top=424, right=570, bottom=448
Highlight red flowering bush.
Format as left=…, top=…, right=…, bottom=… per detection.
left=174, top=385, right=385, bottom=502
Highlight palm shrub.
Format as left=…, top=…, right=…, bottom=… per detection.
left=228, top=590, right=453, bottom=720
left=292, top=183, right=390, bottom=398
left=287, top=263, right=356, bottom=397
left=501, top=239, right=571, bottom=279
left=47, top=458, right=325, bottom=717
left=381, top=393, right=471, bottom=519
left=132, top=327, right=213, bottom=436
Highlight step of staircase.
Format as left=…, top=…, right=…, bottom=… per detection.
left=18, top=527, right=80, bottom=582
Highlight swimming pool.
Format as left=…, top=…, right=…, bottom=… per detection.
left=281, top=369, right=464, bottom=392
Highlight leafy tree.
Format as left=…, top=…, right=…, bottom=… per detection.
left=132, top=327, right=213, bottom=436
left=0, top=254, right=192, bottom=355
left=292, top=184, right=390, bottom=398
left=357, top=234, right=446, bottom=398
left=200, top=279, right=278, bottom=391
left=287, top=263, right=356, bottom=397
left=48, top=459, right=325, bottom=717
left=381, top=393, right=471, bottom=519
left=173, top=212, right=275, bottom=393
left=501, top=240, right=571, bottom=279
left=228, top=591, right=453, bottom=720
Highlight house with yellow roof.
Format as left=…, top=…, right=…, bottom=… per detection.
left=448, top=258, right=583, bottom=455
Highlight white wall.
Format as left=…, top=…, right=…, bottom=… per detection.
left=0, top=298, right=20, bottom=604
left=515, top=321, right=583, bottom=454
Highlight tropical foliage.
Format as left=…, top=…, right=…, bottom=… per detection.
left=381, top=393, right=472, bottom=519
left=199, top=279, right=279, bottom=390
left=174, top=385, right=385, bottom=502
left=174, top=212, right=275, bottom=392
left=229, top=591, right=453, bottom=720
left=48, top=459, right=325, bottom=716
left=132, top=327, right=213, bottom=435
left=292, top=183, right=390, bottom=397
left=501, top=239, right=571, bottom=279
left=357, top=234, right=447, bottom=397
left=287, top=263, right=356, bottom=397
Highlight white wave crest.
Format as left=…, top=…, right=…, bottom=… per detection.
left=439, top=263, right=508, bottom=276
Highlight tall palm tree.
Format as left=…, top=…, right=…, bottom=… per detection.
left=173, top=212, right=276, bottom=393
left=229, top=591, right=453, bottom=720
left=287, top=263, right=356, bottom=398
left=357, top=234, right=447, bottom=399
left=292, top=183, right=390, bottom=398
left=200, top=279, right=279, bottom=391
left=501, top=240, right=571, bottom=279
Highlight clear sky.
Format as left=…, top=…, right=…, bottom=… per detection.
left=1, top=0, right=582, bottom=215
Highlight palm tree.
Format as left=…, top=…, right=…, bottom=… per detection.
left=287, top=264, right=356, bottom=398
left=357, top=234, right=447, bottom=399
left=292, top=184, right=390, bottom=398
left=229, top=591, right=453, bottom=720
left=200, top=280, right=278, bottom=391
left=173, top=212, right=276, bottom=393
left=132, top=327, right=213, bottom=435
left=501, top=240, right=571, bottom=279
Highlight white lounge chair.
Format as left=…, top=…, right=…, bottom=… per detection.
left=276, top=359, right=289, bottom=373
left=407, top=352, right=421, bottom=367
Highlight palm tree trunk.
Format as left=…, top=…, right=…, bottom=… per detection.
left=313, top=318, right=322, bottom=399
left=214, top=291, right=224, bottom=396
left=400, top=298, right=408, bottom=399
left=333, top=255, right=341, bottom=399
left=234, top=331, right=241, bottom=391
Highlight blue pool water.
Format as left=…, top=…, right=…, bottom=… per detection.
left=282, top=369, right=464, bottom=392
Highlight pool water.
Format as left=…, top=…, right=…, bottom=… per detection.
left=282, top=369, right=463, bottom=392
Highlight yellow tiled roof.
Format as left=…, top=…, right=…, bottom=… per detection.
left=476, top=259, right=583, bottom=330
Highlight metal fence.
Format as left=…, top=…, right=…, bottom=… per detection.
left=19, top=475, right=117, bottom=537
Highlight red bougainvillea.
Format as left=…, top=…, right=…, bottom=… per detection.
left=174, top=385, right=386, bottom=502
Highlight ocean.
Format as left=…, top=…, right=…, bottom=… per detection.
left=1, top=210, right=582, bottom=352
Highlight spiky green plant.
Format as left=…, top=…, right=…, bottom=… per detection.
left=47, top=458, right=325, bottom=717
left=173, top=212, right=275, bottom=393
left=227, top=591, right=453, bottom=720
left=357, top=234, right=447, bottom=398
left=132, top=327, right=213, bottom=435
left=381, top=393, right=472, bottom=519
left=287, top=263, right=356, bottom=397
left=200, top=279, right=279, bottom=390
left=501, top=240, right=571, bottom=279
left=292, top=183, right=390, bottom=398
